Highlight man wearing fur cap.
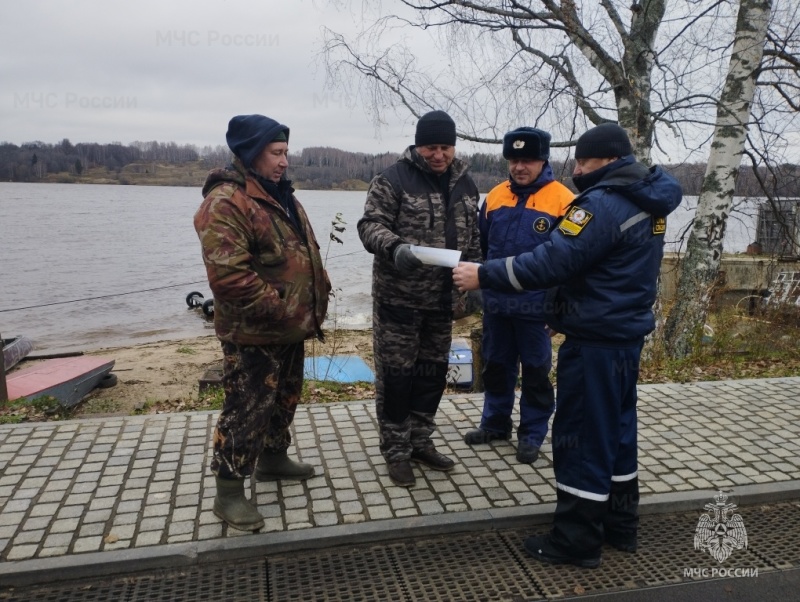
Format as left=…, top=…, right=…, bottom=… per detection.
left=463, top=127, right=573, bottom=464
left=453, top=122, right=682, bottom=567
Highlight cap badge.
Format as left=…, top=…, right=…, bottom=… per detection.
left=512, top=140, right=525, bottom=149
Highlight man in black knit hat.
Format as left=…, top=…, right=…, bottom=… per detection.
left=358, top=110, right=482, bottom=487
left=454, top=122, right=682, bottom=567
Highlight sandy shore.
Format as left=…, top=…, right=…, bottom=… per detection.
left=2, top=315, right=481, bottom=420
left=72, top=328, right=380, bottom=417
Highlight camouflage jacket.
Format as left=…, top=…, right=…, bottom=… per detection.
left=358, top=146, right=482, bottom=311
left=194, top=158, right=330, bottom=345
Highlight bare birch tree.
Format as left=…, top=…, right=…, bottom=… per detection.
left=663, top=0, right=796, bottom=356
left=323, top=0, right=799, bottom=357
left=322, top=1, right=745, bottom=163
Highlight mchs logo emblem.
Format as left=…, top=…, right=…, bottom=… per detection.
left=694, top=491, right=748, bottom=563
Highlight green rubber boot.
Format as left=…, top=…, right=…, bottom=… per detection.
left=213, top=477, right=265, bottom=531
left=254, top=450, right=315, bottom=482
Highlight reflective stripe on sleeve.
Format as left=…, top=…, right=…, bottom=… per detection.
left=505, top=256, right=524, bottom=292
left=620, top=211, right=650, bottom=233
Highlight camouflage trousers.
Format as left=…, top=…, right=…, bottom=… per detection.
left=211, top=340, right=304, bottom=480
left=373, top=302, right=451, bottom=462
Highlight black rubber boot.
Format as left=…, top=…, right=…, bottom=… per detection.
left=604, top=477, right=639, bottom=552
left=213, top=476, right=264, bottom=531
left=254, top=450, right=315, bottom=482
left=544, top=488, right=605, bottom=564
left=523, top=534, right=601, bottom=569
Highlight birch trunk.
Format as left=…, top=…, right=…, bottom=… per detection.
left=663, top=0, right=772, bottom=358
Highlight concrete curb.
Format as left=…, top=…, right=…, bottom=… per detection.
left=3, top=481, right=799, bottom=588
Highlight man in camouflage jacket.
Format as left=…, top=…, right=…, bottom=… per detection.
left=194, top=114, right=330, bottom=531
left=358, top=110, right=482, bottom=487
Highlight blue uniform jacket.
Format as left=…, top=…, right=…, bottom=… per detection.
left=478, top=158, right=682, bottom=342
left=479, top=164, right=574, bottom=317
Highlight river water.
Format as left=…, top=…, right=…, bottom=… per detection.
left=0, top=183, right=373, bottom=353
left=0, top=182, right=758, bottom=353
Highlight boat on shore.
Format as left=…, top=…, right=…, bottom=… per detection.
left=2, top=336, right=33, bottom=371
left=5, top=356, right=115, bottom=407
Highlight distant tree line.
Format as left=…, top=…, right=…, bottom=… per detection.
left=1, top=138, right=798, bottom=196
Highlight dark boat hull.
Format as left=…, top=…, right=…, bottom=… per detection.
left=5, top=356, right=115, bottom=408
left=2, top=336, right=33, bottom=371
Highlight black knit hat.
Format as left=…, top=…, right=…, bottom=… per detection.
left=574, top=123, right=632, bottom=159
left=415, top=110, right=457, bottom=147
left=226, top=114, right=290, bottom=168
left=502, top=127, right=551, bottom=161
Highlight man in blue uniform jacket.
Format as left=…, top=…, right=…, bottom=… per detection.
left=452, top=123, right=682, bottom=568
left=464, top=127, right=573, bottom=464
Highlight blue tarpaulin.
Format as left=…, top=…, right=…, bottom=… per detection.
left=303, top=355, right=375, bottom=383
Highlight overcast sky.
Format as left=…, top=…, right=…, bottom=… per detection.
left=1, top=0, right=426, bottom=155
left=4, top=1, right=797, bottom=164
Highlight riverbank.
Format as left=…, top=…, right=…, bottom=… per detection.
left=78, top=327, right=380, bottom=418
left=3, top=308, right=800, bottom=424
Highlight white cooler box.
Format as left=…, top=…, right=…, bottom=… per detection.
left=447, top=337, right=473, bottom=387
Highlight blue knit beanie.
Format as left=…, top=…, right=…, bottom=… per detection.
left=226, top=114, right=290, bottom=168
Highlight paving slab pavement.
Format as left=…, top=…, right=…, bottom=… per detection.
left=1, top=376, right=799, bottom=586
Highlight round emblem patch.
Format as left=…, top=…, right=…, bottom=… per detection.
left=571, top=209, right=587, bottom=223
left=533, top=217, right=550, bottom=233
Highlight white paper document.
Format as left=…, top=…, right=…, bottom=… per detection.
left=409, top=245, right=462, bottom=268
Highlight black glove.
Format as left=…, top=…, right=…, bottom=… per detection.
left=393, top=243, right=423, bottom=274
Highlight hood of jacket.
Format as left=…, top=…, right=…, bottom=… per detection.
left=201, top=157, right=292, bottom=211
left=592, top=159, right=682, bottom=218
left=202, top=159, right=247, bottom=197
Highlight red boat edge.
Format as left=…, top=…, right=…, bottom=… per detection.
left=5, top=356, right=115, bottom=408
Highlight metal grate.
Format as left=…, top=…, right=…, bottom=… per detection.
left=387, top=533, right=542, bottom=602
left=0, top=560, right=267, bottom=602
left=2, top=503, right=797, bottom=601
left=268, top=545, right=403, bottom=602
left=738, top=501, right=800, bottom=570
left=0, top=582, right=131, bottom=602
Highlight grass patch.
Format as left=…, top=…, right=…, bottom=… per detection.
left=80, top=397, right=124, bottom=415
left=132, top=399, right=156, bottom=415
left=176, top=346, right=197, bottom=355
left=641, top=306, right=800, bottom=383
left=0, top=395, right=72, bottom=423
left=196, top=386, right=225, bottom=411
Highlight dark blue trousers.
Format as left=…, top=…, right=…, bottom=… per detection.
left=548, top=337, right=642, bottom=557
left=553, top=338, right=641, bottom=498
left=480, top=313, right=553, bottom=446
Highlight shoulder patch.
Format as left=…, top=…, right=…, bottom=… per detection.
left=558, top=206, right=593, bottom=236
left=652, top=216, right=666, bottom=235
